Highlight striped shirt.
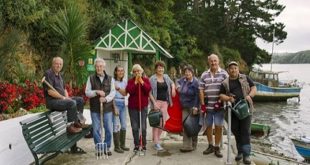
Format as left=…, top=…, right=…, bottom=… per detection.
left=199, top=68, right=228, bottom=111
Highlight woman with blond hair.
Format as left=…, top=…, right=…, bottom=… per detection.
left=126, top=64, right=152, bottom=152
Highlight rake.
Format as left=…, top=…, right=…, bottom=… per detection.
left=138, top=83, right=145, bottom=156
left=96, top=101, right=108, bottom=159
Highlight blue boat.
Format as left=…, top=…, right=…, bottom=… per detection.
left=291, top=136, right=310, bottom=161
left=249, top=69, right=301, bottom=102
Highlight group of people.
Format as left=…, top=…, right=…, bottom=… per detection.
left=43, top=53, right=256, bottom=164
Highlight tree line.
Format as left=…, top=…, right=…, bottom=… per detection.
left=272, top=50, right=310, bottom=64
left=0, top=0, right=287, bottom=86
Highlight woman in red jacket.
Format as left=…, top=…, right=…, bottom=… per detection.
left=126, top=64, right=151, bottom=153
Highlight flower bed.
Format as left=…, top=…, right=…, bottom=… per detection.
left=0, top=80, right=87, bottom=120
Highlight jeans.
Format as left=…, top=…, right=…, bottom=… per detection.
left=128, top=107, right=147, bottom=147
left=113, top=100, right=127, bottom=132
left=91, top=111, right=113, bottom=149
left=205, top=110, right=225, bottom=127
left=231, top=113, right=251, bottom=156
left=47, top=96, right=84, bottom=123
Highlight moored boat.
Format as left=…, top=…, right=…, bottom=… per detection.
left=291, top=136, right=310, bottom=161
left=249, top=69, right=301, bottom=102
left=254, top=82, right=301, bottom=102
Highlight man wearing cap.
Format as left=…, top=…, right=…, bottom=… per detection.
left=219, top=61, right=256, bottom=164
left=199, top=54, right=228, bottom=158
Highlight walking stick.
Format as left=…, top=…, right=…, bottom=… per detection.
left=41, top=76, right=58, bottom=94
left=226, top=101, right=232, bottom=165
left=96, top=100, right=108, bottom=159
left=138, top=82, right=145, bottom=156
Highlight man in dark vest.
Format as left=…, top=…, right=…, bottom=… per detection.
left=85, top=58, right=115, bottom=156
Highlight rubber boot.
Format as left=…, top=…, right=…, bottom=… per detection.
left=120, top=130, right=130, bottom=151
left=113, top=132, right=124, bottom=153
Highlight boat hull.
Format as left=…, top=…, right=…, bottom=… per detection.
left=291, top=138, right=310, bottom=160
left=253, top=82, right=301, bottom=102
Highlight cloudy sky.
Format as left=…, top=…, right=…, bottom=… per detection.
left=256, top=0, right=310, bottom=53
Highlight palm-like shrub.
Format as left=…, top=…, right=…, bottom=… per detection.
left=51, top=1, right=90, bottom=87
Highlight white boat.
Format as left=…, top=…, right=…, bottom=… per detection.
left=249, top=69, right=301, bottom=102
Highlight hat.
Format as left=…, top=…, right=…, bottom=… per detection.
left=228, top=61, right=239, bottom=67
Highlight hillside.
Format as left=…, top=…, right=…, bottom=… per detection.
left=272, top=50, right=310, bottom=63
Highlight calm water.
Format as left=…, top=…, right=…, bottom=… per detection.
left=253, top=64, right=310, bottom=160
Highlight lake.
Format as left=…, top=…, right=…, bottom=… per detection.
left=253, top=64, right=310, bottom=161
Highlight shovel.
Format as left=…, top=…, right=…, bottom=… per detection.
left=96, top=100, right=108, bottom=159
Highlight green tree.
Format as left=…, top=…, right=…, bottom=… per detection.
left=50, top=1, right=91, bottom=87
left=0, top=29, right=21, bottom=82
left=173, top=0, right=286, bottom=67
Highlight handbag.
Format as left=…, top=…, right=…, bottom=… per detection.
left=148, top=109, right=163, bottom=128
left=183, top=110, right=202, bottom=137
left=231, top=99, right=250, bottom=120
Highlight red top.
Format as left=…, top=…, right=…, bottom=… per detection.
left=126, top=77, right=151, bottom=110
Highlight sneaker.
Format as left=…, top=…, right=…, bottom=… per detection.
left=154, top=144, right=164, bottom=151
left=133, top=146, right=139, bottom=153
left=235, top=153, right=243, bottom=161
left=243, top=156, right=251, bottom=164
left=214, top=146, right=223, bottom=158
left=142, top=146, right=146, bottom=151
left=203, top=144, right=214, bottom=155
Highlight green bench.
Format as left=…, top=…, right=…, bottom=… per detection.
left=20, top=111, right=92, bottom=165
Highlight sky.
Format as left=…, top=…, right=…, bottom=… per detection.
left=256, top=0, right=310, bottom=53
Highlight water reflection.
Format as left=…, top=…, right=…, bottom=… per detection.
left=253, top=91, right=308, bottom=160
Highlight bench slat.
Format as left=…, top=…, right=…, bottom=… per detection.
left=21, top=117, right=49, bottom=132
left=20, top=112, right=48, bottom=125
left=36, top=127, right=91, bottom=153
left=24, top=125, right=54, bottom=145
left=24, top=122, right=52, bottom=137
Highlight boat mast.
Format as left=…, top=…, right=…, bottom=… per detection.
left=270, top=29, right=275, bottom=71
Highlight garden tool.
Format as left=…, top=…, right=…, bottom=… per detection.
left=96, top=101, right=108, bottom=159
left=225, top=101, right=232, bottom=165
left=138, top=83, right=145, bottom=156
left=42, top=76, right=58, bottom=93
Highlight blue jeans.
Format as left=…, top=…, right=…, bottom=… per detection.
left=113, top=100, right=127, bottom=132
left=91, top=111, right=113, bottom=149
